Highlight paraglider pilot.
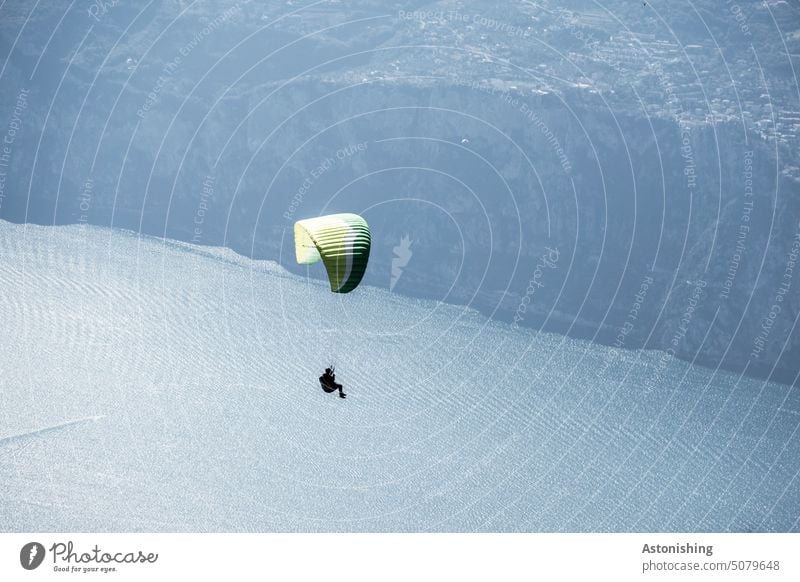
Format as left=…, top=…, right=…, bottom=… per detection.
left=320, top=366, right=346, bottom=398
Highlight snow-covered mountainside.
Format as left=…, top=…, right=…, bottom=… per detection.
left=1, top=221, right=797, bottom=532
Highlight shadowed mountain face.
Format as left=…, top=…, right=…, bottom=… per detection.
left=0, top=0, right=798, bottom=384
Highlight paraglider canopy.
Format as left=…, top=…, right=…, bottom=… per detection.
left=294, top=213, right=371, bottom=293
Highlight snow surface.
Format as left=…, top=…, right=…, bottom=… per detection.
left=0, top=220, right=797, bottom=532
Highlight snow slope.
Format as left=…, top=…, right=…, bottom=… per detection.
left=0, top=220, right=797, bottom=532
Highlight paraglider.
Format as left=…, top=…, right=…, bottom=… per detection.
left=294, top=213, right=371, bottom=398
left=319, top=366, right=345, bottom=398
left=293, top=213, right=371, bottom=293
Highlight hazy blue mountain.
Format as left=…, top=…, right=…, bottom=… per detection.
left=1, top=1, right=798, bottom=385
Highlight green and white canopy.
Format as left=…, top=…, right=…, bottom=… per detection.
left=294, top=213, right=371, bottom=293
